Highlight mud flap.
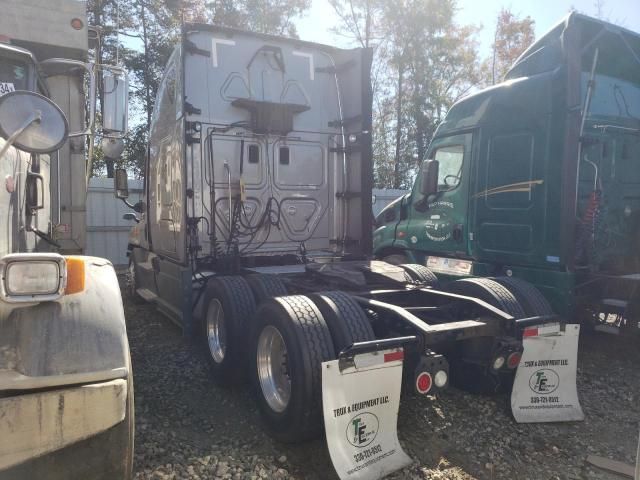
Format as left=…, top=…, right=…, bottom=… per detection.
left=511, top=323, right=584, bottom=422
left=322, top=348, right=412, bottom=480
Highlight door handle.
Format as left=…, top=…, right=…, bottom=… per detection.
left=453, top=224, right=463, bottom=242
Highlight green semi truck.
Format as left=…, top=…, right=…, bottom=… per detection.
left=373, top=12, right=640, bottom=333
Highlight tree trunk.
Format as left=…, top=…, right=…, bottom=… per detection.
left=90, top=0, right=115, bottom=177
left=140, top=0, right=153, bottom=130
left=393, top=61, right=404, bottom=189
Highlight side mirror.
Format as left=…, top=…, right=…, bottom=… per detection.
left=114, top=168, right=129, bottom=199
left=420, top=159, right=439, bottom=197
left=25, top=172, right=44, bottom=211
left=102, top=69, right=129, bottom=135
left=123, top=213, right=139, bottom=223
left=0, top=91, right=68, bottom=155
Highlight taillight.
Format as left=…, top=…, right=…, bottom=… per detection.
left=415, top=372, right=432, bottom=394
left=507, top=351, right=522, bottom=369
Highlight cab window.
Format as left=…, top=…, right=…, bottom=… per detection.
left=0, top=58, right=28, bottom=94
left=434, top=144, right=464, bottom=191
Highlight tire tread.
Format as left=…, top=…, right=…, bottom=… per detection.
left=310, top=291, right=374, bottom=351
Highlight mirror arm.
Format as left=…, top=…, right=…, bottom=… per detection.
left=28, top=226, right=61, bottom=248
left=0, top=111, right=41, bottom=159
left=120, top=197, right=137, bottom=209
left=120, top=198, right=143, bottom=213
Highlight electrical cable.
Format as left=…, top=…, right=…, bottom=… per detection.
left=613, top=85, right=639, bottom=121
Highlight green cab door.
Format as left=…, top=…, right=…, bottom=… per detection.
left=469, top=129, right=550, bottom=267
left=400, top=133, right=473, bottom=261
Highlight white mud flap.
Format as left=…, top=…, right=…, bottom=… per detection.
left=322, top=348, right=412, bottom=480
left=511, top=323, right=584, bottom=423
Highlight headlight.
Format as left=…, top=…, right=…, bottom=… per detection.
left=0, top=253, right=66, bottom=302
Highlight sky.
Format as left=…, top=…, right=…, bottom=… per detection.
left=295, top=0, right=640, bottom=58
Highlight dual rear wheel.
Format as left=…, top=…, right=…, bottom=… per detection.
left=200, top=271, right=552, bottom=438
left=200, top=275, right=374, bottom=442
left=251, top=291, right=376, bottom=442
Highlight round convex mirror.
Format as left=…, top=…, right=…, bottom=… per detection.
left=0, top=91, right=68, bottom=154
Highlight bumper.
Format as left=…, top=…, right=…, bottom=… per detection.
left=0, top=378, right=128, bottom=471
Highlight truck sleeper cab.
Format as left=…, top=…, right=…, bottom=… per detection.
left=373, top=12, right=640, bottom=334
left=122, top=24, right=558, bottom=443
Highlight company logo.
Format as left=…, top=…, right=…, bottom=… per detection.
left=345, top=412, right=379, bottom=448
left=529, top=368, right=559, bottom=394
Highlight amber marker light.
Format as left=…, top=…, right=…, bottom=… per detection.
left=64, top=256, right=86, bottom=295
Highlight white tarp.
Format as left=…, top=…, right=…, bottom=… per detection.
left=511, top=323, right=584, bottom=423
left=322, top=348, right=412, bottom=480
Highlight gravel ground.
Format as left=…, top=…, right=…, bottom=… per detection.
left=126, top=298, right=640, bottom=480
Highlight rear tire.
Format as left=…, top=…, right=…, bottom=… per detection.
left=444, top=277, right=525, bottom=394
left=309, top=291, right=375, bottom=352
left=491, top=276, right=553, bottom=316
left=250, top=295, right=335, bottom=442
left=444, top=277, right=525, bottom=318
left=400, top=264, right=439, bottom=287
left=202, top=276, right=256, bottom=384
left=245, top=274, right=288, bottom=304
left=382, top=253, right=409, bottom=265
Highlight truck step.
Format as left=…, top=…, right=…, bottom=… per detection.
left=426, top=319, right=486, bottom=333
left=136, top=261, right=155, bottom=273
left=137, top=288, right=157, bottom=302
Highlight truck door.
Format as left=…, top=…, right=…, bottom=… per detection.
left=402, top=133, right=473, bottom=259
left=470, top=129, right=547, bottom=265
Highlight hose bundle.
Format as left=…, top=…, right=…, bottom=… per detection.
left=575, top=190, right=603, bottom=265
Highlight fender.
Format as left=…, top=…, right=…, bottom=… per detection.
left=0, top=256, right=129, bottom=389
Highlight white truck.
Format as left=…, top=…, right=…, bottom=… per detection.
left=0, top=1, right=133, bottom=479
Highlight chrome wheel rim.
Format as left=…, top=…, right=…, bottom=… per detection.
left=257, top=325, right=291, bottom=413
left=206, top=299, right=226, bottom=363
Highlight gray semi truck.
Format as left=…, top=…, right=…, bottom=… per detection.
left=119, top=24, right=577, bottom=446
left=0, top=1, right=133, bottom=478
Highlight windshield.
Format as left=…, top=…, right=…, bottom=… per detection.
left=0, top=58, right=29, bottom=95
